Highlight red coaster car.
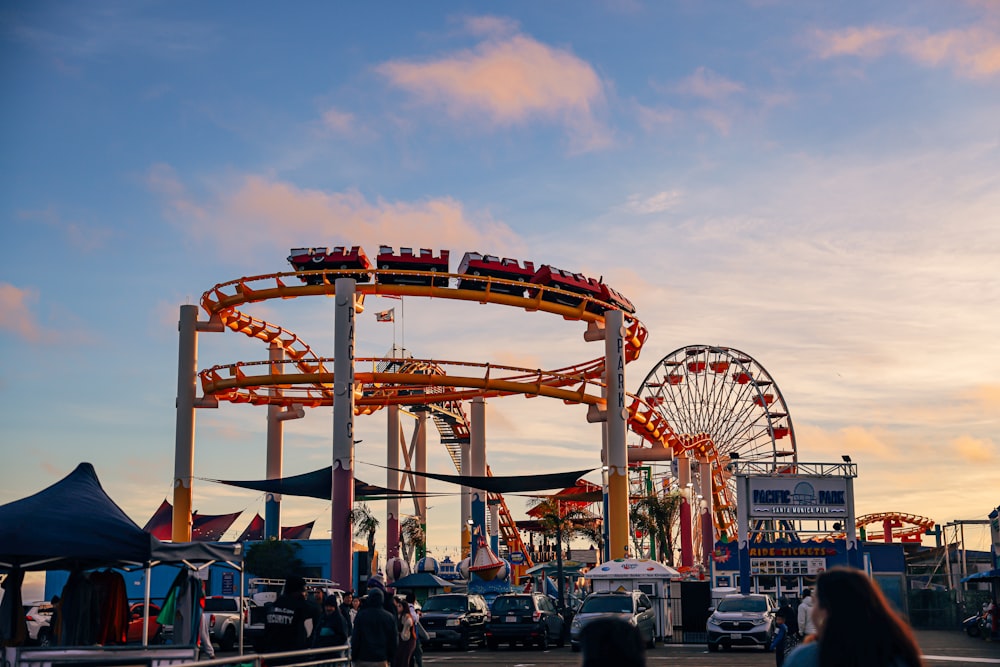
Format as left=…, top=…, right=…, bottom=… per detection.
left=376, top=246, right=450, bottom=287
left=287, top=246, right=373, bottom=285
left=529, top=264, right=604, bottom=310
left=456, top=252, right=536, bottom=296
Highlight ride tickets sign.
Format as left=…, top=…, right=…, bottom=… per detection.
left=748, top=477, right=850, bottom=519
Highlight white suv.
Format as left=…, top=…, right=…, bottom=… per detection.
left=706, top=593, right=777, bottom=652
left=24, top=602, right=54, bottom=646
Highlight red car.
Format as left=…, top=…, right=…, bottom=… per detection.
left=127, top=602, right=164, bottom=644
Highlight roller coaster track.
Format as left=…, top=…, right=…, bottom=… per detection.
left=197, top=269, right=739, bottom=541
left=823, top=512, right=936, bottom=542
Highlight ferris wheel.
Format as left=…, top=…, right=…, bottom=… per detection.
left=632, top=345, right=798, bottom=536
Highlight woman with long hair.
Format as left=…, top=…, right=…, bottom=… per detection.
left=785, top=566, right=923, bottom=667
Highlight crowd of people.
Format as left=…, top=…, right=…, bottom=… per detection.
left=257, top=574, right=427, bottom=667
left=255, top=565, right=935, bottom=667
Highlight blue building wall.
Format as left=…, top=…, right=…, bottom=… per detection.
left=44, top=540, right=367, bottom=603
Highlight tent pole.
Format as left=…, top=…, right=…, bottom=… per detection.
left=239, top=564, right=245, bottom=653
left=143, top=562, right=151, bottom=647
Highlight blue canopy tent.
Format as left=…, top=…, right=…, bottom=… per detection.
left=961, top=568, right=1000, bottom=582
left=0, top=463, right=244, bottom=650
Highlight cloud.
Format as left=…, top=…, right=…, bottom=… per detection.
left=321, top=108, right=357, bottom=134
left=673, top=67, right=746, bottom=100
left=16, top=206, right=113, bottom=252
left=149, top=169, right=524, bottom=258
left=624, top=190, right=682, bottom=214
left=376, top=23, right=611, bottom=152
left=950, top=435, right=996, bottom=462
left=812, top=24, right=1000, bottom=78
left=0, top=283, right=59, bottom=343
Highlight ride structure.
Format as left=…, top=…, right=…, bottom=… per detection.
left=172, top=244, right=789, bottom=584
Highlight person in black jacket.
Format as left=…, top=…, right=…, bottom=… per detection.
left=313, top=595, right=349, bottom=648
left=351, top=588, right=397, bottom=667
left=261, top=576, right=320, bottom=655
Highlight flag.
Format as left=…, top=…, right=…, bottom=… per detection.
left=376, top=308, right=394, bottom=322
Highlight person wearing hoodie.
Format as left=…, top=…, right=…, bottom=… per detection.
left=351, top=588, right=398, bottom=667
left=797, top=588, right=817, bottom=640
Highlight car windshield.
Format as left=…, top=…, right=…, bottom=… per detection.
left=421, top=597, right=466, bottom=613
left=580, top=596, right=632, bottom=614
left=718, top=597, right=767, bottom=613
left=204, top=599, right=239, bottom=613
left=492, top=597, right=532, bottom=613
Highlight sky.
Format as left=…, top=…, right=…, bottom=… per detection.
left=2, top=1, right=999, bottom=600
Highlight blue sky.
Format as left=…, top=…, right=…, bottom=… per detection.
left=3, top=1, right=999, bottom=598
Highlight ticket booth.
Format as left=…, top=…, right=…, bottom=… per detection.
left=584, top=558, right=681, bottom=640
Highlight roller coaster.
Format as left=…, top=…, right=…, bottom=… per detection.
left=195, top=245, right=804, bottom=561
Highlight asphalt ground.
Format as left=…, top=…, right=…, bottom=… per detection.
left=404, top=630, right=1000, bottom=666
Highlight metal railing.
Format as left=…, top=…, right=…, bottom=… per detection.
left=173, top=646, right=349, bottom=667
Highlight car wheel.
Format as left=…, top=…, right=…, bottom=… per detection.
left=708, top=642, right=719, bottom=652
left=37, top=629, right=52, bottom=648
left=538, top=628, right=550, bottom=650
left=487, top=639, right=498, bottom=651
left=556, top=629, right=565, bottom=648
left=572, top=643, right=580, bottom=652
left=457, top=635, right=469, bottom=651
left=220, top=626, right=236, bottom=652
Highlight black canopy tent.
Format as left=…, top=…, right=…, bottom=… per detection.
left=0, top=463, right=244, bottom=649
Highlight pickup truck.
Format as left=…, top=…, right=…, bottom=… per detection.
left=244, top=578, right=344, bottom=651
left=203, top=596, right=252, bottom=651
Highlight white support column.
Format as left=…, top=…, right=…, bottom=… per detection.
left=265, top=342, right=284, bottom=540
left=387, top=404, right=400, bottom=559
left=605, top=310, right=629, bottom=560
left=470, top=397, right=487, bottom=560
left=331, top=278, right=357, bottom=590
left=416, top=410, right=428, bottom=559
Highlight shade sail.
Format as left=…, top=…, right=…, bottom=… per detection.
left=280, top=521, right=315, bottom=540
left=381, top=465, right=596, bottom=494
left=0, top=462, right=154, bottom=571
left=205, top=467, right=433, bottom=501
left=390, top=572, right=454, bottom=589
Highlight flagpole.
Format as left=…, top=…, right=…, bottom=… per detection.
left=401, top=297, right=405, bottom=354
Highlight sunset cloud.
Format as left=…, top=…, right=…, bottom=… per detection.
left=812, top=24, right=1000, bottom=77
left=673, top=67, right=746, bottom=100
left=0, top=283, right=56, bottom=343
left=150, top=170, right=524, bottom=257
left=950, top=434, right=996, bottom=462
left=377, top=24, right=611, bottom=152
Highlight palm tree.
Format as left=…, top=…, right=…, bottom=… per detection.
left=630, top=490, right=683, bottom=565
left=399, top=515, right=425, bottom=567
left=576, top=519, right=605, bottom=556
left=349, top=503, right=380, bottom=572
left=527, top=497, right=592, bottom=608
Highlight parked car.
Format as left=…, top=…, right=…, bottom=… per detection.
left=486, top=593, right=565, bottom=650
left=419, top=593, right=489, bottom=651
left=126, top=602, right=164, bottom=644
left=569, top=590, right=657, bottom=652
left=706, top=593, right=777, bottom=652
left=24, top=602, right=54, bottom=646
left=203, top=596, right=252, bottom=651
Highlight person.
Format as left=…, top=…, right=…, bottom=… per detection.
left=797, top=588, right=817, bottom=640
left=261, top=575, right=321, bottom=655
left=366, top=575, right=399, bottom=625
left=339, top=591, right=355, bottom=636
left=393, top=596, right=416, bottom=667
left=777, top=597, right=799, bottom=636
left=578, top=616, right=645, bottom=667
left=404, top=591, right=423, bottom=667
left=784, top=566, right=924, bottom=667
left=769, top=613, right=788, bottom=667
left=351, top=588, right=398, bottom=667
left=313, top=594, right=349, bottom=648
left=351, top=595, right=361, bottom=623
